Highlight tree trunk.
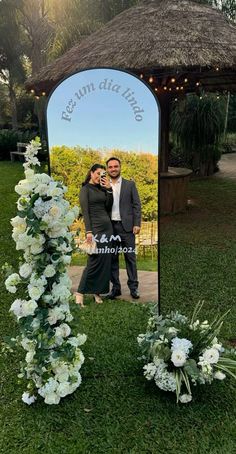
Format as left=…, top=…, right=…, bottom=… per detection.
left=8, top=82, right=18, bottom=130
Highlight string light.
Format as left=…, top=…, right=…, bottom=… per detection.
left=163, top=86, right=167, bottom=91
left=176, top=86, right=180, bottom=91
left=169, top=87, right=172, bottom=91
left=196, top=82, right=200, bottom=86
left=184, top=78, right=188, bottom=83
left=30, top=89, right=35, bottom=94
left=35, top=96, right=40, bottom=100
left=149, top=76, right=154, bottom=83
left=154, top=87, right=158, bottom=92
left=174, top=98, right=178, bottom=102
left=180, top=86, right=184, bottom=90
left=199, top=96, right=203, bottom=100
left=140, top=73, right=144, bottom=79
left=171, top=77, right=176, bottom=83
left=42, top=92, right=46, bottom=96
left=216, top=67, right=219, bottom=71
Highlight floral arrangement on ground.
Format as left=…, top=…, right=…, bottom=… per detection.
left=3, top=138, right=86, bottom=405
left=137, top=302, right=236, bottom=403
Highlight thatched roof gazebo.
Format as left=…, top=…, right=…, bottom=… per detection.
left=26, top=0, right=236, bottom=212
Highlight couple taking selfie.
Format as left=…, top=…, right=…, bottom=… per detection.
left=75, top=157, right=141, bottom=307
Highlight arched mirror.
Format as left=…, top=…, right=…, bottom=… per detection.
left=46, top=67, right=160, bottom=308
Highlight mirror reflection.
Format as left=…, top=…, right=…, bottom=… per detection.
left=46, top=68, right=159, bottom=306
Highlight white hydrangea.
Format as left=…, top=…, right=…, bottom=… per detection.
left=171, top=337, right=193, bottom=355
left=143, top=363, right=157, bottom=380
left=22, top=392, right=37, bottom=405
left=154, top=366, right=176, bottom=392
left=10, top=299, right=38, bottom=319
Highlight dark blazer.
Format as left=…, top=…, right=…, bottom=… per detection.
left=119, top=178, right=141, bottom=232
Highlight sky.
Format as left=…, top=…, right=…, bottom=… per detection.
left=47, top=68, right=159, bottom=155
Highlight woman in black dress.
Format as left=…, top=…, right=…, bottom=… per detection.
left=75, top=164, right=113, bottom=306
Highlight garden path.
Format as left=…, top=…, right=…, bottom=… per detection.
left=214, top=152, right=236, bottom=180
left=69, top=266, right=158, bottom=303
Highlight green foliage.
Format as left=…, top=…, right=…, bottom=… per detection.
left=0, top=129, right=37, bottom=160
left=171, top=94, right=225, bottom=175
left=51, top=146, right=158, bottom=221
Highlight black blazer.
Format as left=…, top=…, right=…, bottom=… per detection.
left=119, top=178, right=141, bottom=232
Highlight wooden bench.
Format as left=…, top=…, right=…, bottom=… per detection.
left=10, top=142, right=28, bottom=162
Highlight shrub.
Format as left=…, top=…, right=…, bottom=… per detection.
left=0, top=129, right=37, bottom=160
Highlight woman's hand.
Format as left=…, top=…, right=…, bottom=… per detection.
left=86, top=232, right=93, bottom=243
left=100, top=175, right=112, bottom=190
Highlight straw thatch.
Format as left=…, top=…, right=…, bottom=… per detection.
left=26, top=0, right=236, bottom=93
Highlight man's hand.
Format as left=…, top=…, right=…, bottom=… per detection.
left=100, top=176, right=112, bottom=189
left=133, top=226, right=140, bottom=235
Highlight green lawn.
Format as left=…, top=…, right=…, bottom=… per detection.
left=0, top=162, right=236, bottom=454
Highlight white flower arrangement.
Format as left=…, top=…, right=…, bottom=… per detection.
left=4, top=138, right=86, bottom=405
left=138, top=302, right=236, bottom=403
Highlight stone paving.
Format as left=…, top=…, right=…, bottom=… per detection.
left=214, top=152, right=236, bottom=180
left=69, top=266, right=158, bottom=303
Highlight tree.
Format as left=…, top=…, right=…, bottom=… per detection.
left=0, top=0, right=26, bottom=129
left=171, top=94, right=225, bottom=176
left=18, top=0, right=54, bottom=75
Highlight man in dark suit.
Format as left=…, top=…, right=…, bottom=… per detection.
left=106, top=157, right=141, bottom=299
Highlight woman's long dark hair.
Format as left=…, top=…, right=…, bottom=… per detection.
left=82, top=163, right=106, bottom=186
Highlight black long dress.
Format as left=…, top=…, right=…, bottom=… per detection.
left=77, top=183, right=113, bottom=294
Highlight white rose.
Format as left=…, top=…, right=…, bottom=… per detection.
left=47, top=307, right=65, bottom=325
left=22, top=392, right=36, bottom=405
left=49, top=205, right=62, bottom=218
left=10, top=299, right=23, bottom=318
left=62, top=255, right=72, bottom=265
left=57, top=382, right=71, bottom=398
left=24, top=168, right=35, bottom=179
left=179, top=394, right=192, bottom=404
left=19, top=263, right=33, bottom=279
left=55, top=323, right=71, bottom=338
left=15, top=179, right=34, bottom=195
left=171, top=350, right=187, bottom=367
left=28, top=285, right=44, bottom=301
left=5, top=273, right=21, bottom=293
left=202, top=348, right=220, bottom=364
left=35, top=183, right=49, bottom=196
left=214, top=371, right=226, bottom=380
left=43, top=265, right=56, bottom=278
left=31, top=317, right=40, bottom=330
left=22, top=300, right=38, bottom=317
left=30, top=243, right=44, bottom=255
left=44, top=393, right=60, bottom=405
left=21, top=337, right=36, bottom=351
left=26, top=350, right=35, bottom=363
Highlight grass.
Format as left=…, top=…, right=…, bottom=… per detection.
left=71, top=252, right=157, bottom=271
left=0, top=162, right=236, bottom=453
